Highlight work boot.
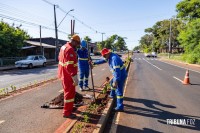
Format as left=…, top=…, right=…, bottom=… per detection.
left=79, top=87, right=83, bottom=91
left=84, top=86, right=89, bottom=91
left=63, top=113, right=76, bottom=119
left=114, top=107, right=124, bottom=112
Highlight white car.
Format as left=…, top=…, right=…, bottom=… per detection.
left=151, top=52, right=157, bottom=57
left=15, top=55, right=47, bottom=69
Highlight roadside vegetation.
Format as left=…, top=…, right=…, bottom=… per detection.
left=135, top=0, right=200, bottom=65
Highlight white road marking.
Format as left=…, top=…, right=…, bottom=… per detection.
left=159, top=60, right=200, bottom=74
left=173, top=76, right=183, bottom=83
left=0, top=120, right=5, bottom=124
left=144, top=59, right=162, bottom=70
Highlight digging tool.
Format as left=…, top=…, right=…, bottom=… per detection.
left=87, top=41, right=96, bottom=102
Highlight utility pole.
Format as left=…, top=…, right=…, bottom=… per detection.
left=168, top=18, right=172, bottom=58
left=101, top=33, right=105, bottom=42
left=54, top=5, right=58, bottom=62
left=39, top=25, right=43, bottom=56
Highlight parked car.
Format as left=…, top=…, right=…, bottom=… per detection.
left=15, top=55, right=47, bottom=69
left=90, top=53, right=94, bottom=56
left=144, top=53, right=151, bottom=57
left=151, top=52, right=157, bottom=57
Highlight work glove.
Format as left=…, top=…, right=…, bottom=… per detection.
left=112, top=81, right=118, bottom=88
left=72, top=75, right=78, bottom=86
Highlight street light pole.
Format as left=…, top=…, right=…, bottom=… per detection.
left=54, top=6, right=74, bottom=62
left=101, top=33, right=105, bottom=42
left=54, top=5, right=58, bottom=62
left=57, top=9, right=74, bottom=28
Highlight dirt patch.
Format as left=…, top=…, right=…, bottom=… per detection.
left=41, top=92, right=92, bottom=109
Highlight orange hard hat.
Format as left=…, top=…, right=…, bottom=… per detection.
left=101, top=48, right=110, bottom=56
left=71, top=34, right=80, bottom=43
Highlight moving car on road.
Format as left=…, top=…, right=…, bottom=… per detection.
left=15, top=55, right=46, bottom=69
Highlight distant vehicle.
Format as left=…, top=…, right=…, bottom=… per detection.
left=151, top=52, right=157, bottom=57
left=90, top=53, right=94, bottom=56
left=15, top=55, right=47, bottom=69
left=144, top=53, right=151, bottom=57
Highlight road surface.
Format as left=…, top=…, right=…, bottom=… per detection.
left=106, top=53, right=200, bottom=133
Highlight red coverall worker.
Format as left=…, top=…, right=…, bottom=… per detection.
left=58, top=34, right=80, bottom=117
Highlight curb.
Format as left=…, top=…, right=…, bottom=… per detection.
left=93, top=98, right=114, bottom=133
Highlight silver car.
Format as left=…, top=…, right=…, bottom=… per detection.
left=15, top=55, right=47, bottom=69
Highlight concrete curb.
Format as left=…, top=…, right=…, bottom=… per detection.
left=93, top=98, right=114, bottom=133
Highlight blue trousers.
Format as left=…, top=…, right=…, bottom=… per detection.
left=79, top=68, right=89, bottom=88
left=110, top=78, right=126, bottom=110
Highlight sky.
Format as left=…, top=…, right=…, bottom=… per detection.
left=0, top=0, right=181, bottom=50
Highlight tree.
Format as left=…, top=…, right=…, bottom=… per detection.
left=96, top=34, right=127, bottom=51
left=84, top=36, right=92, bottom=43
left=176, top=0, right=200, bottom=20
left=178, top=18, right=200, bottom=63
left=0, top=21, right=30, bottom=57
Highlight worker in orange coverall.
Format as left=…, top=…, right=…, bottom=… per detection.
left=58, top=34, right=80, bottom=118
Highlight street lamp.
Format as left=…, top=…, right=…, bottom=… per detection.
left=57, top=9, right=74, bottom=28
left=101, top=32, right=105, bottom=42
left=54, top=8, right=74, bottom=62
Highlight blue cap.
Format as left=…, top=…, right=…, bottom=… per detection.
left=81, top=40, right=87, bottom=48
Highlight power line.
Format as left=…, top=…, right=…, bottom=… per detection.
left=0, top=14, right=70, bottom=35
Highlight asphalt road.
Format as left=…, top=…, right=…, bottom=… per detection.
left=106, top=53, right=200, bottom=133
left=0, top=58, right=112, bottom=133
left=0, top=65, right=58, bottom=91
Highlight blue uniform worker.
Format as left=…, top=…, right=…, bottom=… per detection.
left=93, top=48, right=127, bottom=111
left=77, top=40, right=90, bottom=91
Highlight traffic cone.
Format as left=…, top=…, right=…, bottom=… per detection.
left=182, top=70, right=190, bottom=85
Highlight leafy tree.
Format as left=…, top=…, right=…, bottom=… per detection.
left=178, top=18, right=200, bottom=63
left=176, top=0, right=200, bottom=20
left=84, top=36, right=92, bottom=43
left=96, top=34, right=127, bottom=51
left=0, top=21, right=30, bottom=57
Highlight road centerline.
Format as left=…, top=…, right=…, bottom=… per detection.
left=143, top=58, right=162, bottom=70
left=173, top=76, right=183, bottom=83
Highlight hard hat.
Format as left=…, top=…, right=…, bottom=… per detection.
left=81, top=40, right=87, bottom=48
left=101, top=48, right=110, bottom=56
left=71, top=34, right=80, bottom=43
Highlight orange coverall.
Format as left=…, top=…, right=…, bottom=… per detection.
left=58, top=42, right=78, bottom=116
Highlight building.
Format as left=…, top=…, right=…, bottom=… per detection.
left=22, top=37, right=67, bottom=59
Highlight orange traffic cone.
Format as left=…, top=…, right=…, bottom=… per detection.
left=182, top=70, right=190, bottom=85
